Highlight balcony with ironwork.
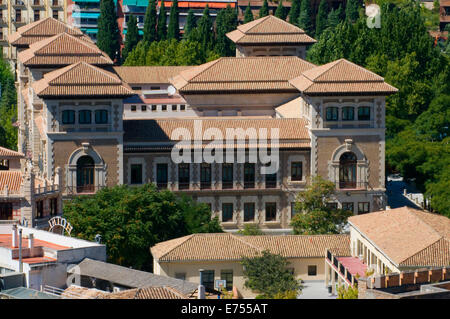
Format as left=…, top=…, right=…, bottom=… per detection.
left=337, top=181, right=368, bottom=190
left=31, top=0, right=44, bottom=7
left=64, top=185, right=106, bottom=196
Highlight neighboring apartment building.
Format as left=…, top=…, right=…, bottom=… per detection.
left=151, top=232, right=350, bottom=298
left=10, top=16, right=397, bottom=232
left=0, top=147, right=62, bottom=228
left=1, top=0, right=68, bottom=60
left=0, top=223, right=106, bottom=290
left=441, top=0, right=450, bottom=31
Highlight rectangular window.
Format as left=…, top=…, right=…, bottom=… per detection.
left=201, top=270, right=215, bottom=291
left=342, top=107, right=355, bottom=121
left=131, top=105, right=137, bottom=112
left=265, top=202, right=276, bottom=221
left=0, top=203, right=13, bottom=220
left=34, top=9, right=39, bottom=22
left=222, top=203, right=233, bottom=222
left=291, top=202, right=299, bottom=218
left=308, top=265, right=317, bottom=276
left=172, top=105, right=177, bottom=111
left=326, top=107, right=338, bottom=121
left=243, top=203, right=255, bottom=222
left=131, top=86, right=141, bottom=90
left=178, top=163, right=190, bottom=189
left=291, top=162, right=302, bottom=181
left=36, top=200, right=44, bottom=219
left=342, top=202, right=354, bottom=213
left=16, top=10, right=22, bottom=23
left=78, top=110, right=91, bottom=124
left=200, top=163, right=211, bottom=189
left=222, top=163, right=233, bottom=189
left=180, top=104, right=186, bottom=111
left=151, top=105, right=157, bottom=111
left=150, top=86, right=160, bottom=90
left=52, top=9, right=58, bottom=19
left=50, top=198, right=58, bottom=216
left=62, top=110, right=75, bottom=124
left=220, top=270, right=233, bottom=291
left=265, top=171, right=277, bottom=188
left=130, top=164, right=143, bottom=184
left=327, top=202, right=338, bottom=210
left=161, top=105, right=167, bottom=111
left=95, top=110, right=108, bottom=124
left=358, top=202, right=370, bottom=214
left=358, top=106, right=371, bottom=121
left=141, top=105, right=147, bottom=112
left=156, top=163, right=168, bottom=189
left=244, top=163, right=255, bottom=189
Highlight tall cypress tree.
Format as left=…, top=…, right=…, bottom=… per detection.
left=143, top=0, right=157, bottom=43
left=288, top=0, right=301, bottom=25
left=345, top=0, right=360, bottom=23
left=183, top=9, right=196, bottom=39
left=157, top=0, right=167, bottom=41
left=196, top=5, right=214, bottom=54
left=244, top=3, right=254, bottom=23
left=167, top=0, right=180, bottom=40
left=275, top=0, right=286, bottom=20
left=215, top=5, right=237, bottom=56
left=298, top=0, right=313, bottom=35
left=327, top=5, right=343, bottom=29
left=123, top=14, right=139, bottom=61
left=259, top=0, right=269, bottom=18
left=315, top=0, right=328, bottom=37
left=97, top=0, right=121, bottom=62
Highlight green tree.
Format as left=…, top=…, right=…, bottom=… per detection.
left=288, top=0, right=301, bottom=25
left=122, top=14, right=139, bottom=61
left=337, top=284, right=358, bottom=299
left=290, top=176, right=352, bottom=234
left=157, top=0, right=167, bottom=41
left=167, top=0, right=180, bottom=40
left=415, top=95, right=450, bottom=141
left=298, top=0, right=313, bottom=35
left=241, top=250, right=302, bottom=298
left=183, top=9, right=196, bottom=39
left=64, top=184, right=222, bottom=270
left=244, top=3, right=254, bottom=23
left=259, top=0, right=269, bottom=18
left=97, top=0, right=121, bottom=62
left=315, top=0, right=329, bottom=37
left=215, top=5, right=237, bottom=56
left=345, top=0, right=360, bottom=23
left=327, top=5, right=343, bottom=29
left=143, top=0, right=157, bottom=43
left=275, top=0, right=287, bottom=20
left=0, top=60, right=17, bottom=150
left=237, top=224, right=264, bottom=236
left=195, top=5, right=214, bottom=54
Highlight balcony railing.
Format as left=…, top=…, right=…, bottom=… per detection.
left=65, top=185, right=106, bottom=195
left=178, top=182, right=189, bottom=190
left=35, top=184, right=60, bottom=196
left=222, top=181, right=233, bottom=189
left=157, top=182, right=168, bottom=190
left=326, top=249, right=360, bottom=287
left=265, top=180, right=277, bottom=188
left=200, top=182, right=211, bottom=190
left=338, top=181, right=368, bottom=190
left=244, top=181, right=255, bottom=189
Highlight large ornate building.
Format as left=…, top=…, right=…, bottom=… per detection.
left=8, top=16, right=397, bottom=232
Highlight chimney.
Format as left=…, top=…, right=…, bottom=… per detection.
left=28, top=233, right=34, bottom=249
left=198, top=269, right=205, bottom=299
left=11, top=224, right=18, bottom=248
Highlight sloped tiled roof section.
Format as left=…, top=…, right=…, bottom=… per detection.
left=8, top=17, right=84, bottom=48
left=32, top=62, right=134, bottom=98
left=0, top=147, right=24, bottom=158
left=0, top=171, right=23, bottom=192
left=171, top=56, right=316, bottom=93
left=151, top=233, right=350, bottom=262
left=113, top=66, right=193, bottom=84
left=289, top=58, right=398, bottom=96
left=18, top=33, right=113, bottom=67
left=226, top=15, right=316, bottom=45
left=348, top=207, right=450, bottom=268
left=99, top=286, right=188, bottom=299
left=123, top=118, right=310, bottom=149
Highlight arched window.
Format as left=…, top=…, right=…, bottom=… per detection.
left=339, top=152, right=357, bottom=189
left=76, top=155, right=95, bottom=193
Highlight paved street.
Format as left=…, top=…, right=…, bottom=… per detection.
left=298, top=281, right=336, bottom=299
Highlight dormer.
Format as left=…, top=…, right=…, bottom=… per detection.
left=226, top=15, right=316, bottom=59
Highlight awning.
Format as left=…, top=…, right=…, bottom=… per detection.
left=72, top=12, right=100, bottom=18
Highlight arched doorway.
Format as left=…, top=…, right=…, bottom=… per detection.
left=339, top=152, right=357, bottom=189
left=76, top=155, right=95, bottom=193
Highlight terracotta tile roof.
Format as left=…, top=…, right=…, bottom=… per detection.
left=348, top=207, right=450, bottom=267
left=151, top=233, right=350, bottom=262
left=18, top=33, right=113, bottom=67
left=275, top=97, right=303, bottom=118
left=32, top=62, right=134, bottom=98
left=0, top=147, right=24, bottom=158
left=99, top=286, right=188, bottom=299
left=227, top=15, right=316, bottom=45
left=0, top=171, right=23, bottom=192
left=123, top=118, right=310, bottom=147
left=171, top=56, right=316, bottom=93
left=61, top=285, right=109, bottom=299
left=289, top=59, right=398, bottom=96
left=113, top=66, right=193, bottom=84
left=8, top=17, right=84, bottom=47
